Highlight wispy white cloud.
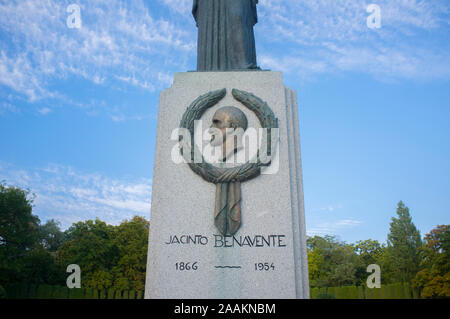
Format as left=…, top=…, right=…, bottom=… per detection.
left=0, top=0, right=195, bottom=102
left=311, top=203, right=344, bottom=213
left=0, top=0, right=448, bottom=112
left=0, top=51, right=55, bottom=102
left=109, top=112, right=156, bottom=123
left=38, top=107, right=52, bottom=115
left=307, top=218, right=363, bottom=237
left=0, top=101, right=19, bottom=115
left=0, top=162, right=152, bottom=229
left=257, top=0, right=450, bottom=80
left=259, top=0, right=448, bottom=43
left=159, top=0, right=192, bottom=16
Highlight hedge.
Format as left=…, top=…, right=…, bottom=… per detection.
left=4, top=283, right=145, bottom=299
left=310, top=283, right=420, bottom=299
left=6, top=282, right=419, bottom=299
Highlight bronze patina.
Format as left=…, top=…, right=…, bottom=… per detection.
left=179, top=89, right=278, bottom=236
left=192, top=0, right=259, bottom=71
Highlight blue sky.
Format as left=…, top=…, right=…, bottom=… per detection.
left=0, top=0, right=449, bottom=244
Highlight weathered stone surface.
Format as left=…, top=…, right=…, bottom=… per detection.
left=145, top=71, right=309, bottom=299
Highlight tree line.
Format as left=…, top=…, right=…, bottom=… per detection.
left=0, top=183, right=448, bottom=298
left=308, top=201, right=449, bottom=298
left=0, top=184, right=149, bottom=296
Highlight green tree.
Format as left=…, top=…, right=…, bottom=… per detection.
left=307, top=235, right=359, bottom=287
left=353, top=239, right=384, bottom=284
left=386, top=201, right=422, bottom=283
left=0, top=184, right=40, bottom=285
left=413, top=225, right=450, bottom=298
left=39, top=219, right=64, bottom=252
left=56, top=216, right=150, bottom=291
left=0, top=184, right=63, bottom=286
left=329, top=244, right=359, bottom=287
left=308, top=249, right=323, bottom=284
left=354, top=239, right=383, bottom=265
left=56, top=219, right=119, bottom=290
left=377, top=246, right=396, bottom=284
left=111, top=216, right=149, bottom=291
left=21, top=246, right=65, bottom=285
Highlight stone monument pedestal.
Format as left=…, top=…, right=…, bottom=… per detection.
left=145, top=71, right=309, bottom=299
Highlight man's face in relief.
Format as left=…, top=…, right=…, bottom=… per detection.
left=209, top=106, right=248, bottom=148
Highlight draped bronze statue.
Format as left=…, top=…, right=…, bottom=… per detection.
left=192, top=0, right=259, bottom=71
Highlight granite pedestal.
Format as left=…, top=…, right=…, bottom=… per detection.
left=145, top=71, right=309, bottom=299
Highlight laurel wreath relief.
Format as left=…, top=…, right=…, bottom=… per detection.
left=178, top=88, right=279, bottom=236
left=179, top=88, right=279, bottom=184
